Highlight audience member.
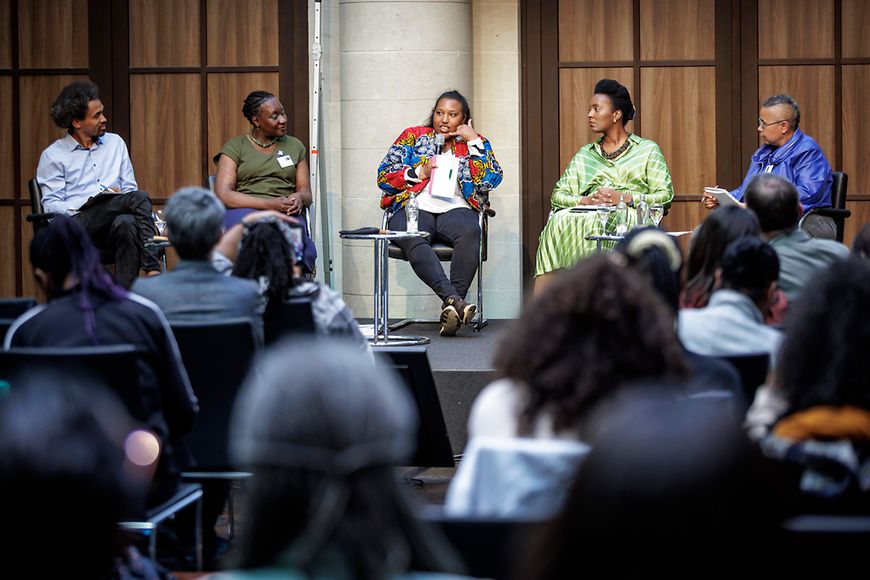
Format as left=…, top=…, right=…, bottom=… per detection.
left=220, top=339, right=465, bottom=579
left=36, top=80, right=159, bottom=287
left=758, top=259, right=870, bottom=512
left=132, top=187, right=265, bottom=342
left=744, top=173, right=848, bottom=304
left=4, top=216, right=197, bottom=507
left=446, top=256, right=687, bottom=516
left=678, top=237, right=783, bottom=365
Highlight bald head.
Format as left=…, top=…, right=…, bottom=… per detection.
left=743, top=174, right=801, bottom=235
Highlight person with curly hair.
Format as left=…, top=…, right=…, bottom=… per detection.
left=36, top=80, right=160, bottom=287
left=376, top=90, right=503, bottom=336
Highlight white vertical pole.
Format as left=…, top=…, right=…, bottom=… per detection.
left=310, top=0, right=332, bottom=284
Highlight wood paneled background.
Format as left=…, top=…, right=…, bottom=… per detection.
left=0, top=0, right=306, bottom=298
left=523, top=0, right=870, bottom=282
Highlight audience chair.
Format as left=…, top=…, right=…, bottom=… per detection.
left=381, top=205, right=494, bottom=332
left=716, top=353, right=769, bottom=404
left=0, top=297, right=36, bottom=319
left=264, top=296, right=316, bottom=345
left=799, top=171, right=850, bottom=242
left=170, top=319, right=259, bottom=539
left=780, top=514, right=870, bottom=574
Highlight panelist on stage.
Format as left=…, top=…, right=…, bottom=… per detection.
left=534, top=79, right=674, bottom=292
left=377, top=90, right=503, bottom=337
left=702, top=94, right=835, bottom=239
left=213, top=90, right=316, bottom=273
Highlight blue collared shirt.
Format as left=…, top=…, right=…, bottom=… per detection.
left=36, top=132, right=139, bottom=216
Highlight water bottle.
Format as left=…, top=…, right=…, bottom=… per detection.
left=636, top=194, right=649, bottom=227
left=615, top=196, right=628, bottom=235
left=406, top=193, right=419, bottom=233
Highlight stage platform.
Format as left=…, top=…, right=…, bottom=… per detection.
left=370, top=319, right=512, bottom=454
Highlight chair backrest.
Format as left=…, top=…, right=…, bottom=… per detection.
left=0, top=345, right=141, bottom=412
left=831, top=171, right=848, bottom=210
left=0, top=297, right=37, bottom=319
left=264, top=296, right=316, bottom=345
left=170, top=318, right=258, bottom=469
left=717, top=353, right=770, bottom=403
left=28, top=178, right=44, bottom=214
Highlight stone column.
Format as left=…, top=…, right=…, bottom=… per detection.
left=339, top=0, right=473, bottom=318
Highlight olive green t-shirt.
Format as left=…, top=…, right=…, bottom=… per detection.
left=215, top=134, right=306, bottom=199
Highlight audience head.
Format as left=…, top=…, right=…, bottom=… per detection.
left=0, top=384, right=136, bottom=576
left=230, top=339, right=459, bottom=577
left=426, top=89, right=471, bottom=128
left=778, top=258, right=870, bottom=413
left=50, top=80, right=102, bottom=133
left=526, top=391, right=780, bottom=577
left=744, top=173, right=801, bottom=234
left=164, top=187, right=225, bottom=260
left=232, top=218, right=304, bottom=300
left=592, top=79, right=635, bottom=128
left=853, top=222, right=870, bottom=258
left=717, top=236, right=779, bottom=310
left=615, top=227, right=683, bottom=315
left=496, top=256, right=687, bottom=437
left=683, top=206, right=760, bottom=307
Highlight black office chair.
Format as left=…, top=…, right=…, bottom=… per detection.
left=799, top=171, right=850, bottom=242
left=0, top=297, right=37, bottom=319
left=382, top=204, right=494, bottom=332
left=171, top=318, right=260, bottom=539
left=716, top=353, right=770, bottom=404
left=264, top=296, right=316, bottom=345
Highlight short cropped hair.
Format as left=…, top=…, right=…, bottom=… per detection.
left=743, top=173, right=801, bottom=233
left=762, top=94, right=800, bottom=130
left=164, top=187, right=225, bottom=260
left=50, top=81, right=100, bottom=130
left=719, top=237, right=779, bottom=303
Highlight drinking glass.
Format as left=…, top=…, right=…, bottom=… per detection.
left=153, top=211, right=166, bottom=236
left=596, top=206, right=611, bottom=233
left=649, top=203, right=664, bottom=227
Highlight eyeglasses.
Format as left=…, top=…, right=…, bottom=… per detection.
left=757, top=117, right=792, bottom=129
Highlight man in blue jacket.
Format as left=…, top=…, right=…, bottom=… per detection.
left=703, top=94, right=835, bottom=239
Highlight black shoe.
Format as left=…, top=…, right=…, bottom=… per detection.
left=444, top=296, right=477, bottom=326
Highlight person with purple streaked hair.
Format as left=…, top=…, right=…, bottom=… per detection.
left=3, top=215, right=198, bottom=508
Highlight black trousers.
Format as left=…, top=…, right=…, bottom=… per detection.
left=388, top=206, right=480, bottom=302
left=74, top=190, right=159, bottom=287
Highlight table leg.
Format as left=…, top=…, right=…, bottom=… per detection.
left=373, top=239, right=382, bottom=343
left=381, top=238, right=390, bottom=343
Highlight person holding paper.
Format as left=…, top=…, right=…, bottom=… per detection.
left=701, top=94, right=834, bottom=239
left=377, top=90, right=503, bottom=336
left=36, top=81, right=160, bottom=288
left=535, top=79, right=674, bottom=292
left=213, top=90, right=316, bottom=273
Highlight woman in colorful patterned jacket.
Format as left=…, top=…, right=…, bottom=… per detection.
left=535, top=79, right=674, bottom=293
left=377, top=90, right=503, bottom=337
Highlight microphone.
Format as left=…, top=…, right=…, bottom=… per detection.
left=434, top=133, right=445, bottom=154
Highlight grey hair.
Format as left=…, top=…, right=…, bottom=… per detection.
left=230, top=338, right=416, bottom=473
left=762, top=94, right=800, bottom=129
left=164, top=187, right=225, bottom=260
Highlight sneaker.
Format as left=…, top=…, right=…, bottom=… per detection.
left=440, top=304, right=461, bottom=337
left=444, top=296, right=477, bottom=326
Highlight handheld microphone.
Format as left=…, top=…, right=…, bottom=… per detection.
left=434, top=133, right=445, bottom=154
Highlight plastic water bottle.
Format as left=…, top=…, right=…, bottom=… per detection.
left=615, top=196, right=628, bottom=236
left=636, top=194, right=649, bottom=227
left=406, top=194, right=419, bottom=233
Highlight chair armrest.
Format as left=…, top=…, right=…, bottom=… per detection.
left=812, top=207, right=851, bottom=220
left=26, top=212, right=55, bottom=223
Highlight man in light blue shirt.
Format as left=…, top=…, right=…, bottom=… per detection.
left=36, top=81, right=159, bottom=287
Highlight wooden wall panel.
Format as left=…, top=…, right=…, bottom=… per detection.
left=558, top=0, right=634, bottom=62
left=844, top=200, right=870, bottom=248
left=130, top=74, right=202, bottom=197
left=842, top=65, right=870, bottom=195
left=0, top=76, right=12, bottom=198
left=207, top=0, right=279, bottom=66
left=0, top=207, right=15, bottom=297
left=558, top=67, right=634, bottom=171
left=842, top=0, right=870, bottom=58
left=129, top=0, right=200, bottom=67
left=758, top=0, right=833, bottom=60
left=758, top=66, right=835, bottom=167
left=640, top=0, right=715, bottom=61
left=206, top=72, right=281, bottom=167
left=19, top=75, right=86, bottom=194
left=0, top=0, right=11, bottom=68
left=660, top=197, right=706, bottom=252
left=18, top=0, right=88, bottom=68
left=640, top=67, right=716, bottom=195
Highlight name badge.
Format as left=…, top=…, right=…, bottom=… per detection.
left=276, top=151, right=295, bottom=168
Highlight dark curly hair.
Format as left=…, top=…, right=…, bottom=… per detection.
left=50, top=80, right=100, bottom=130
left=682, top=206, right=760, bottom=308
left=496, top=256, right=688, bottom=436
left=425, top=90, right=471, bottom=128
left=594, top=79, right=635, bottom=126
left=778, top=258, right=870, bottom=413
left=232, top=221, right=298, bottom=301
left=243, top=90, right=277, bottom=126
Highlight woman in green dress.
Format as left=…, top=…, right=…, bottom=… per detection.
left=535, top=79, right=674, bottom=292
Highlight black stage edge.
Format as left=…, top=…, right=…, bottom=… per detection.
left=368, top=319, right=511, bottom=453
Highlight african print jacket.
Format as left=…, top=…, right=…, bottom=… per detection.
left=377, top=125, right=503, bottom=213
